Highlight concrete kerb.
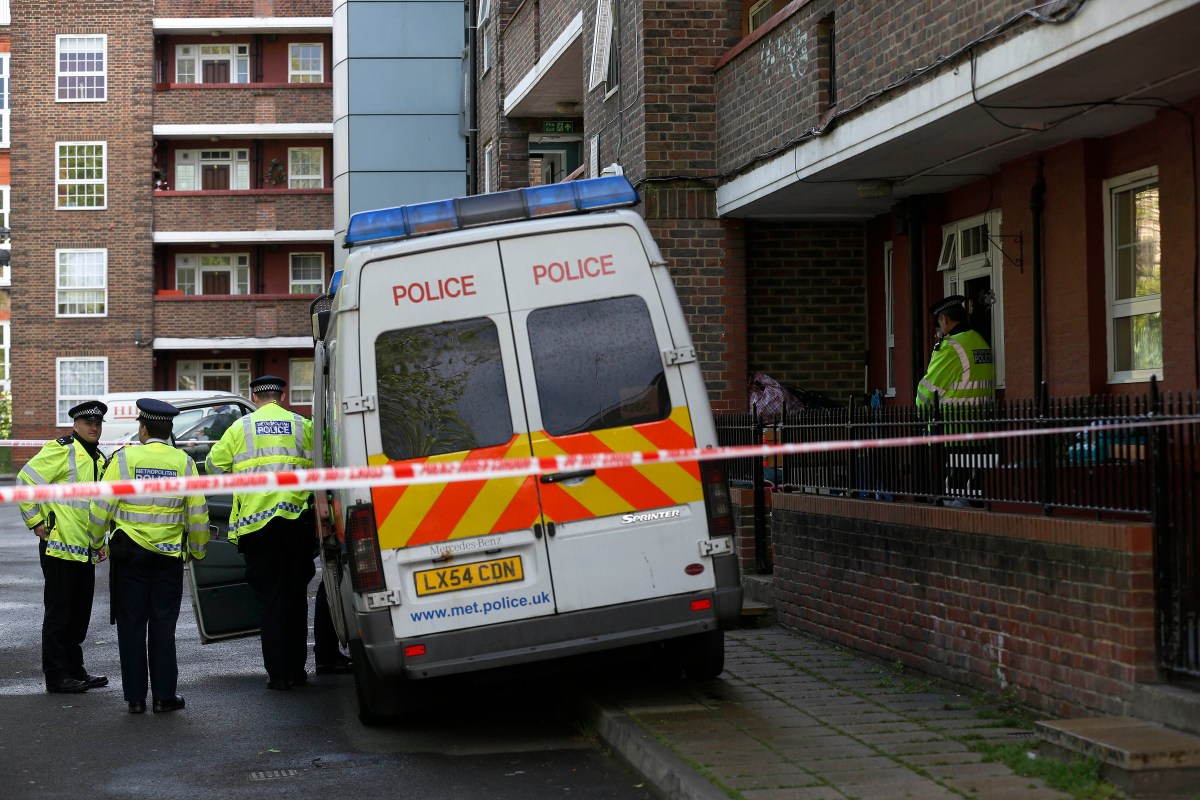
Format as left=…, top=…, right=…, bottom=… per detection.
left=576, top=693, right=730, bottom=800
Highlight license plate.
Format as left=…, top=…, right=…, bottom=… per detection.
left=413, top=556, right=524, bottom=597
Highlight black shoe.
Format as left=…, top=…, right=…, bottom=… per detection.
left=78, top=674, right=109, bottom=689
left=152, top=694, right=185, bottom=713
left=128, top=700, right=146, bottom=714
left=47, top=677, right=89, bottom=694
left=288, top=671, right=309, bottom=686
left=266, top=678, right=291, bottom=691
left=316, top=655, right=354, bottom=675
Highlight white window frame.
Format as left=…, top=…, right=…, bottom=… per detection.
left=56, top=141, right=107, bottom=210
left=289, top=252, right=325, bottom=294
left=941, top=209, right=1005, bottom=388
left=0, top=54, right=9, bottom=147
left=287, top=147, right=324, bottom=189
left=175, top=253, right=251, bottom=296
left=883, top=242, right=895, bottom=397
left=176, top=359, right=251, bottom=397
left=56, top=34, right=107, bottom=102
left=56, top=248, right=108, bottom=317
left=288, top=43, right=324, bottom=83
left=748, top=0, right=775, bottom=31
left=0, top=185, right=9, bottom=287
left=56, top=357, right=108, bottom=426
left=588, top=0, right=615, bottom=91
left=175, top=43, right=251, bottom=84
left=1104, top=167, right=1162, bottom=384
left=0, top=1, right=9, bottom=26
left=0, top=320, right=9, bottom=392
left=289, top=358, right=314, bottom=406
left=481, top=19, right=493, bottom=73
left=483, top=141, right=494, bottom=194
left=173, top=149, right=250, bottom=191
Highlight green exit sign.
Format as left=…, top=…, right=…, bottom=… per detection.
left=543, top=120, right=574, bottom=133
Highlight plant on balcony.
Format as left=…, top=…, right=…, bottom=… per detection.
left=153, top=168, right=169, bottom=191
left=266, top=159, right=287, bottom=187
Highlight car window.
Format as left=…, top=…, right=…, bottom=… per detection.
left=173, top=402, right=250, bottom=466
left=527, top=295, right=669, bottom=436
left=375, top=318, right=513, bottom=460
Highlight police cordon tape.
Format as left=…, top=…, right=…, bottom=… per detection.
left=0, top=416, right=1194, bottom=506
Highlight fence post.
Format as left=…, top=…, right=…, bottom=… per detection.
left=1037, top=380, right=1054, bottom=514
left=752, top=405, right=771, bottom=574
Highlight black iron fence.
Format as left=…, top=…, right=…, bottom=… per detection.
left=715, top=382, right=1200, bottom=678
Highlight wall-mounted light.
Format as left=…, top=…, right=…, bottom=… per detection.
left=0, top=225, right=11, bottom=243
left=133, top=328, right=143, bottom=347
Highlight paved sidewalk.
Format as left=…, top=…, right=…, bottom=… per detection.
left=585, top=625, right=1073, bottom=800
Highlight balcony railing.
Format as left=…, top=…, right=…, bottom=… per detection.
left=716, top=384, right=1199, bottom=518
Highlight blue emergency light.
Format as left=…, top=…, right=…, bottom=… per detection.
left=343, top=175, right=640, bottom=248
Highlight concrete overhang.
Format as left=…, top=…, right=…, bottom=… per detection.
left=153, top=124, right=333, bottom=139
left=504, top=12, right=583, bottom=118
left=152, top=230, right=334, bottom=244
left=153, top=18, right=333, bottom=35
left=718, top=0, right=1200, bottom=220
left=153, top=337, right=310, bottom=350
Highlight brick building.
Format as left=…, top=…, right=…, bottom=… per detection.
left=0, top=3, right=10, bottom=402
left=9, top=0, right=333, bottom=455
left=479, top=0, right=1200, bottom=722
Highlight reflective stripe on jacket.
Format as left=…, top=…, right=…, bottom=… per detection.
left=18, top=436, right=106, bottom=563
left=88, top=442, right=210, bottom=560
left=205, top=402, right=313, bottom=543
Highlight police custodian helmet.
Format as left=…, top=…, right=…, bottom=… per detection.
left=68, top=401, right=108, bottom=421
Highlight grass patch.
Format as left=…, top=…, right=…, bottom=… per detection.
left=969, top=741, right=1122, bottom=800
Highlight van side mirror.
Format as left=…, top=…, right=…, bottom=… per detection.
left=310, top=294, right=333, bottom=342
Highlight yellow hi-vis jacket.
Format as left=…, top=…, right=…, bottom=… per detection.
left=18, top=435, right=107, bottom=563
left=915, top=325, right=996, bottom=432
left=87, top=441, right=210, bottom=560
left=204, top=401, right=314, bottom=544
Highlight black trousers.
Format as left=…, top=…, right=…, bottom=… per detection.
left=313, top=580, right=341, bottom=664
left=111, top=534, right=184, bottom=703
left=239, top=516, right=317, bottom=681
left=40, top=542, right=96, bottom=686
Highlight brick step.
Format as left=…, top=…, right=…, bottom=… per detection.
left=1036, top=717, right=1200, bottom=798
left=740, top=600, right=770, bottom=616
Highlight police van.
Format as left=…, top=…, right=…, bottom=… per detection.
left=310, top=176, right=742, bottom=723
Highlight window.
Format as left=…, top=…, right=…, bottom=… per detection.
left=1105, top=168, right=1161, bottom=382
left=288, top=44, right=323, bottom=83
left=0, top=185, right=9, bottom=286
left=56, top=142, right=107, bottom=209
left=288, top=147, right=324, bottom=189
left=589, top=134, right=599, bottom=178
left=174, top=149, right=250, bottom=191
left=0, top=54, right=9, bottom=146
left=176, top=254, right=250, bottom=295
left=57, top=35, right=107, bottom=101
left=481, top=20, right=493, bottom=73
left=0, top=321, right=9, bottom=391
left=588, top=0, right=615, bottom=91
left=483, top=141, right=494, bottom=193
left=289, top=358, right=314, bottom=405
left=56, top=249, right=107, bottom=316
left=176, top=359, right=251, bottom=397
left=605, top=1, right=620, bottom=91
left=375, top=319, right=513, bottom=460
left=748, top=0, right=775, bottom=32
left=883, top=242, right=895, bottom=397
left=175, top=44, right=250, bottom=84
left=528, top=296, right=669, bottom=435
left=57, top=357, right=107, bottom=426
left=941, top=210, right=1004, bottom=387
left=0, top=1, right=9, bottom=25
left=290, top=253, right=325, bottom=294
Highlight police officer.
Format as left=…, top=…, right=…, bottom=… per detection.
left=19, top=400, right=110, bottom=694
left=88, top=399, right=209, bottom=714
left=916, top=295, right=996, bottom=502
left=206, top=375, right=317, bottom=689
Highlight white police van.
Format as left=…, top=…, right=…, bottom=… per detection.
left=310, top=176, right=741, bottom=723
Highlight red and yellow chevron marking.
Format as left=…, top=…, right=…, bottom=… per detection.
left=367, top=406, right=700, bottom=551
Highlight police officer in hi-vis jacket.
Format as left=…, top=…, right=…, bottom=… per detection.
left=19, top=400, right=110, bottom=695
left=206, top=375, right=317, bottom=690
left=88, top=398, right=209, bottom=714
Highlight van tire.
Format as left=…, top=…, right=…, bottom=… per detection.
left=680, top=630, right=725, bottom=680
left=349, top=638, right=403, bottom=726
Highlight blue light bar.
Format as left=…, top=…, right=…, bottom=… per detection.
left=343, top=175, right=639, bottom=248
left=328, top=269, right=343, bottom=297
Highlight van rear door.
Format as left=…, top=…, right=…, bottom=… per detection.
left=498, top=222, right=714, bottom=613
left=356, top=241, right=556, bottom=636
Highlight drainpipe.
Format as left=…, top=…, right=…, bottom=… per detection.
left=1031, top=160, right=1045, bottom=391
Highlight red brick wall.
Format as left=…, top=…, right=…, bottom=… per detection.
left=154, top=0, right=328, bottom=16
left=772, top=494, right=1156, bottom=719
left=153, top=191, right=333, bottom=231
left=153, top=295, right=313, bottom=338
left=746, top=220, right=867, bottom=400
left=153, top=85, right=332, bottom=125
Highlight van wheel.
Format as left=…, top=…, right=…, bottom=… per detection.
left=349, top=639, right=403, bottom=726
left=680, top=630, right=725, bottom=680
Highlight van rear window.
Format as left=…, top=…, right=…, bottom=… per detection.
left=528, top=296, right=669, bottom=436
left=375, top=319, right=513, bottom=460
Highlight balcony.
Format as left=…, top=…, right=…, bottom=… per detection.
left=152, top=293, right=314, bottom=342
left=153, top=84, right=331, bottom=126
left=153, top=189, right=332, bottom=234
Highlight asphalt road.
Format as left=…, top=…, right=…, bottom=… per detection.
left=0, top=507, right=655, bottom=800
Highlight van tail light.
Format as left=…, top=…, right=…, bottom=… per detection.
left=346, top=503, right=385, bottom=593
left=701, top=459, right=735, bottom=538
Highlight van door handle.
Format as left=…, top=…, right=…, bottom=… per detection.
left=546, top=521, right=556, bottom=538
left=533, top=522, right=543, bottom=539
left=540, top=469, right=596, bottom=484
